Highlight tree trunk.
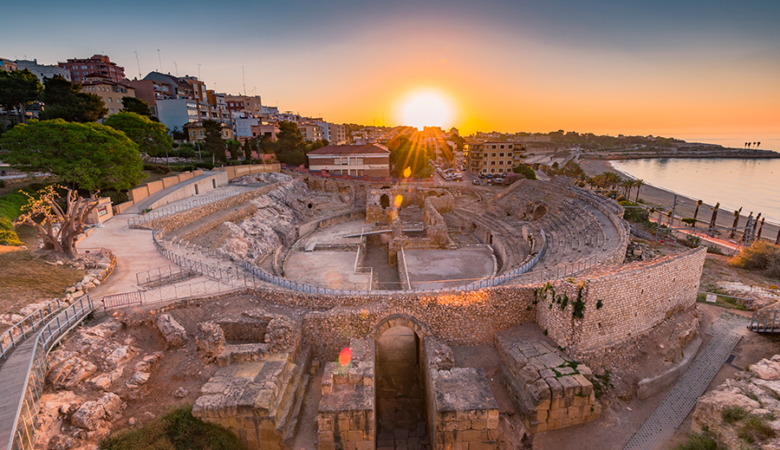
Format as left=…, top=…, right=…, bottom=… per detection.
left=729, top=208, right=743, bottom=238
left=756, top=219, right=765, bottom=242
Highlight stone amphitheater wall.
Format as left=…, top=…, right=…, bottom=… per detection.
left=137, top=183, right=281, bottom=232
left=534, top=246, right=706, bottom=358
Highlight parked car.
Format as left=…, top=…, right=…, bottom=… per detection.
left=472, top=179, right=481, bottom=185
left=494, top=177, right=504, bottom=184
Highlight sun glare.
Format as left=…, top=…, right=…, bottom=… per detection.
left=400, top=91, right=453, bottom=130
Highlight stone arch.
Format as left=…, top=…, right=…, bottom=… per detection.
left=372, top=313, right=431, bottom=340
left=380, top=193, right=390, bottom=209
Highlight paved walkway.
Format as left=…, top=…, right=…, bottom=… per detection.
left=0, top=337, right=35, bottom=446
left=623, top=312, right=751, bottom=450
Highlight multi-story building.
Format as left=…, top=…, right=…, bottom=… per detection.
left=466, top=142, right=524, bottom=175
left=0, top=58, right=18, bottom=72
left=127, top=78, right=176, bottom=118
left=307, top=144, right=391, bottom=178
left=58, top=54, right=125, bottom=84
left=14, top=59, right=71, bottom=82
left=80, top=74, right=135, bottom=117
left=225, top=95, right=262, bottom=115
left=316, top=122, right=347, bottom=145
left=184, top=121, right=234, bottom=142
left=298, top=123, right=323, bottom=142
left=250, top=123, right=279, bottom=141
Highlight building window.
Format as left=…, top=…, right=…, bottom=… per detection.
left=508, top=144, right=513, bottom=149
left=499, top=153, right=504, bottom=157
left=499, top=161, right=504, bottom=165
left=108, top=97, right=112, bottom=103
left=507, top=153, right=512, bottom=157
left=491, top=168, right=496, bottom=173
left=491, top=161, right=496, bottom=165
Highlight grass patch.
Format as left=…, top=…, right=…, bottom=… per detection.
left=696, top=293, right=748, bottom=311
left=722, top=406, right=749, bottom=424
left=591, top=370, right=613, bottom=399
left=674, top=429, right=723, bottom=450
left=101, top=405, right=245, bottom=450
left=738, top=415, right=776, bottom=444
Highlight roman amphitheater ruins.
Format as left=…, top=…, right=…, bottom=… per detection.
left=5, top=168, right=713, bottom=450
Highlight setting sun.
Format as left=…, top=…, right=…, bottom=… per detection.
left=399, top=91, right=454, bottom=130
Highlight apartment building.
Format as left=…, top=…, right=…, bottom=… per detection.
left=298, top=123, right=323, bottom=142
left=316, top=122, right=347, bottom=145
left=466, top=142, right=524, bottom=175
left=307, top=144, right=391, bottom=178
left=59, top=54, right=125, bottom=84
left=184, top=121, right=234, bottom=142
left=127, top=78, right=175, bottom=117
left=81, top=74, right=135, bottom=116
left=225, top=95, right=262, bottom=115
left=14, top=59, right=71, bottom=82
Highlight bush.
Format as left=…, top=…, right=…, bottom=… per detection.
left=674, top=429, right=723, bottom=450
left=722, top=406, right=749, bottom=424
left=101, top=405, right=244, bottom=450
left=739, top=414, right=776, bottom=443
left=731, top=241, right=780, bottom=279
left=0, top=180, right=5, bottom=188
left=0, top=189, right=34, bottom=246
left=512, top=163, right=537, bottom=180
left=143, top=163, right=171, bottom=174
left=195, top=162, right=214, bottom=170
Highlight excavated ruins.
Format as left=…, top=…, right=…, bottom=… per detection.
left=30, top=170, right=713, bottom=450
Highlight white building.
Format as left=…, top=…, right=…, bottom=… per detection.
left=14, top=59, right=71, bottom=82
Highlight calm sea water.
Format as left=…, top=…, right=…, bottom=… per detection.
left=611, top=158, right=780, bottom=225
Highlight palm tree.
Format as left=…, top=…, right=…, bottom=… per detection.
left=756, top=218, right=765, bottom=241
left=775, top=227, right=780, bottom=246
left=634, top=179, right=644, bottom=203
left=692, top=200, right=703, bottom=228
left=729, top=207, right=742, bottom=238
left=758, top=142, right=761, bottom=148
left=752, top=213, right=762, bottom=236
left=708, top=202, right=720, bottom=230
left=742, top=212, right=753, bottom=244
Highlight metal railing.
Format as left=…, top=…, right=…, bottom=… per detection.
left=5, top=296, right=94, bottom=450
left=749, top=310, right=780, bottom=333
left=0, top=299, right=64, bottom=361
left=136, top=265, right=196, bottom=288
left=127, top=189, right=247, bottom=228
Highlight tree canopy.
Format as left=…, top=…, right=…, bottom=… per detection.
left=1, top=119, right=144, bottom=191
left=387, top=135, right=432, bottom=178
left=38, top=75, right=107, bottom=123
left=121, top=96, right=153, bottom=116
left=202, top=120, right=227, bottom=162
left=103, top=112, right=172, bottom=157
left=274, top=121, right=307, bottom=166
left=0, top=69, right=43, bottom=123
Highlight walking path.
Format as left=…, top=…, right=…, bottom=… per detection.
left=125, top=170, right=221, bottom=214
left=623, top=312, right=751, bottom=450
left=0, top=337, right=35, bottom=445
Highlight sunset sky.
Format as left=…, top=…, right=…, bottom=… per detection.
left=2, top=0, right=779, bottom=138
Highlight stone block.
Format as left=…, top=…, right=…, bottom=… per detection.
left=531, top=409, right=547, bottom=422
left=578, top=365, right=593, bottom=378
left=470, top=442, right=498, bottom=450
left=339, top=419, right=351, bottom=431
left=538, top=352, right=565, bottom=368
left=488, top=429, right=499, bottom=440
left=571, top=415, right=585, bottom=425
left=468, top=409, right=488, bottom=421
left=548, top=408, right=567, bottom=420
left=558, top=376, right=581, bottom=398
left=539, top=369, right=556, bottom=379
left=573, top=374, right=593, bottom=396
left=527, top=378, right=551, bottom=405
left=518, top=364, right=541, bottom=385
left=568, top=405, right=583, bottom=418
left=487, top=418, right=499, bottom=430
left=318, top=416, right=333, bottom=431
left=333, top=371, right=349, bottom=384
left=488, top=410, right=498, bottom=420
left=348, top=367, right=363, bottom=384
left=458, top=420, right=472, bottom=430
left=471, top=419, right=487, bottom=430
left=462, top=430, right=489, bottom=442
left=347, top=430, right=364, bottom=441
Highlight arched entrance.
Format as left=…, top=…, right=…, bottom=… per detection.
left=374, top=315, right=430, bottom=448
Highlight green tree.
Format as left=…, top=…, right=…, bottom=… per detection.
left=103, top=112, right=172, bottom=157
left=121, top=96, right=153, bottom=116
left=202, top=120, right=226, bottom=162
left=692, top=199, right=703, bottom=228
left=512, top=163, right=537, bottom=180
left=0, top=69, right=42, bottom=124
left=226, top=139, right=242, bottom=160
left=275, top=121, right=307, bottom=166
left=243, top=137, right=257, bottom=161
left=387, top=135, right=432, bottom=178
left=38, top=75, right=107, bottom=123
left=1, top=119, right=144, bottom=191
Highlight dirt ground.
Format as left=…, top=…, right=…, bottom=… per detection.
left=0, top=225, right=85, bottom=328
left=700, top=253, right=779, bottom=293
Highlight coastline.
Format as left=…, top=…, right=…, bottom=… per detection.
left=579, top=158, right=780, bottom=246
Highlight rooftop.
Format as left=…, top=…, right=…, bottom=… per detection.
left=307, top=144, right=390, bottom=155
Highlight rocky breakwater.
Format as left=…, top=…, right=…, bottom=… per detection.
left=691, top=355, right=780, bottom=448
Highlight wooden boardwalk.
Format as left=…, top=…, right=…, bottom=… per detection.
left=0, top=337, right=37, bottom=446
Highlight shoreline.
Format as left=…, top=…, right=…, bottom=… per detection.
left=579, top=158, right=780, bottom=246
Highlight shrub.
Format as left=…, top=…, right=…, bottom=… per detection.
left=512, top=163, right=537, bottom=180
left=195, top=162, right=214, bottom=170
left=0, top=179, right=5, bottom=188
left=143, top=163, right=171, bottom=174
left=738, top=415, right=776, bottom=443
left=591, top=370, right=613, bottom=399
left=731, top=241, right=780, bottom=279
left=101, top=405, right=244, bottom=450
left=674, top=429, right=723, bottom=450
left=722, top=406, right=748, bottom=424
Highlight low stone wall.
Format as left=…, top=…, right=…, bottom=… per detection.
left=298, top=209, right=365, bottom=236
left=535, top=246, right=706, bottom=356
left=217, top=163, right=280, bottom=180
left=129, top=170, right=204, bottom=203
left=138, top=183, right=281, bottom=233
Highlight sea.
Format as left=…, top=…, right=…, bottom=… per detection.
left=611, top=158, right=780, bottom=225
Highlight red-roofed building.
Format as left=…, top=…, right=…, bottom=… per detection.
left=307, top=144, right=391, bottom=178
left=59, top=54, right=125, bottom=84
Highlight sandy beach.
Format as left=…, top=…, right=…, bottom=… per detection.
left=579, top=158, right=780, bottom=245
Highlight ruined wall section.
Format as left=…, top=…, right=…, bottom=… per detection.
left=535, top=247, right=707, bottom=356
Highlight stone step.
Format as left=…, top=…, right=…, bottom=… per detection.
left=274, top=346, right=311, bottom=429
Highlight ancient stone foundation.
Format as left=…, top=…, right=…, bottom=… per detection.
left=496, top=336, right=600, bottom=433
left=317, top=338, right=376, bottom=450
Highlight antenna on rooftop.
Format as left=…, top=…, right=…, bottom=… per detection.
left=242, top=65, right=247, bottom=96
left=133, top=51, right=141, bottom=78
left=197, top=64, right=201, bottom=80
left=174, top=62, right=178, bottom=76
left=157, top=49, right=162, bottom=72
